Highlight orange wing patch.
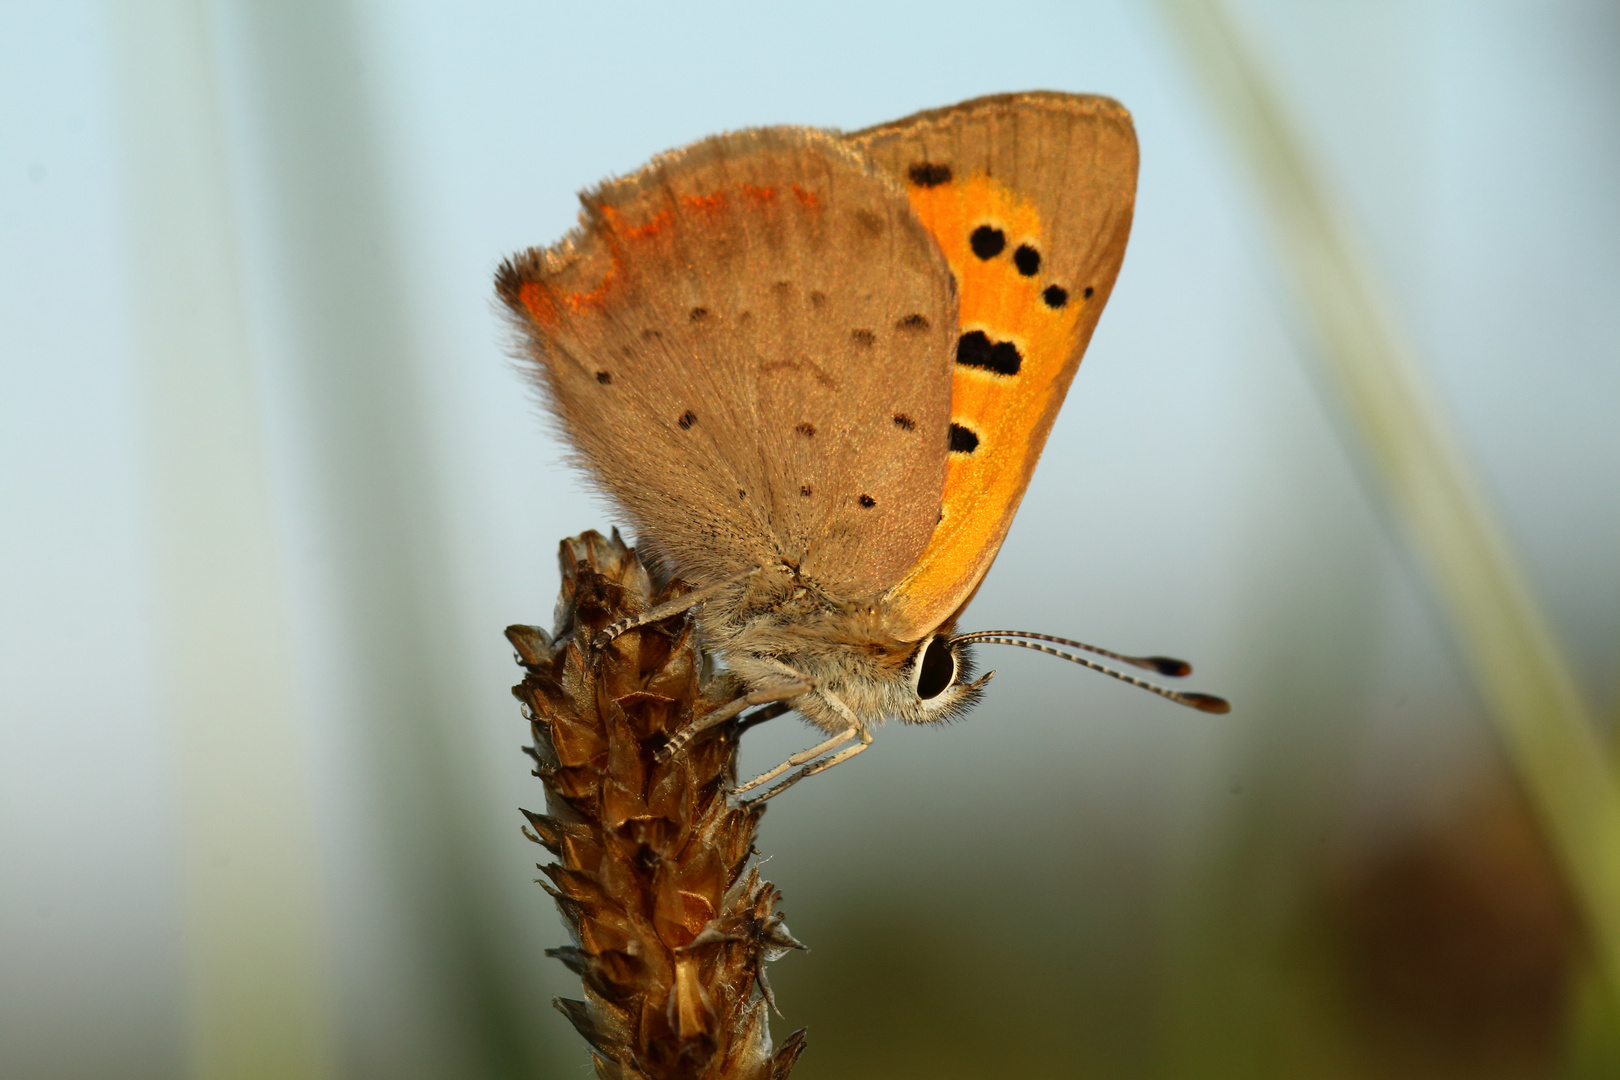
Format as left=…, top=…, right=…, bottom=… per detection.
left=886, top=175, right=1088, bottom=639
left=518, top=184, right=812, bottom=328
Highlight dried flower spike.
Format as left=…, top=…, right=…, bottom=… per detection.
left=508, top=530, right=808, bottom=1080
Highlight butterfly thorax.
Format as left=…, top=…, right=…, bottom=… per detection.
left=695, top=565, right=974, bottom=734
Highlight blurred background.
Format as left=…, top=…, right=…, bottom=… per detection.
left=4, top=1, right=1619, bottom=1077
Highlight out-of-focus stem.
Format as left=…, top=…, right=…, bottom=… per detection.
left=111, top=2, right=336, bottom=1077
left=1158, top=0, right=1620, bottom=1013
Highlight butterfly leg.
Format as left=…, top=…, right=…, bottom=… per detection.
left=591, top=575, right=737, bottom=649
left=653, top=673, right=810, bottom=765
left=729, top=724, right=862, bottom=797
left=735, top=700, right=794, bottom=735
left=737, top=726, right=874, bottom=807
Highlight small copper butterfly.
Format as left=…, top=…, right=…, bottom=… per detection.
left=497, top=92, right=1228, bottom=804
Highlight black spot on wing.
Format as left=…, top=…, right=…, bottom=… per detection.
left=956, top=330, right=1022, bottom=376
left=851, top=329, right=875, bottom=347
left=892, top=413, right=916, bottom=431
left=858, top=494, right=876, bottom=508
left=595, top=370, right=612, bottom=384
left=853, top=210, right=885, bottom=237
left=1042, top=285, right=1068, bottom=309
left=949, top=423, right=979, bottom=454
left=896, top=314, right=930, bottom=333
left=689, top=306, right=710, bottom=322
left=908, top=162, right=952, bottom=187
left=678, top=410, right=697, bottom=429
left=795, top=422, right=816, bottom=437
left=970, top=226, right=1006, bottom=260
left=1084, top=286, right=1095, bottom=299
left=1013, top=245, right=1040, bottom=276
left=800, top=485, right=812, bottom=497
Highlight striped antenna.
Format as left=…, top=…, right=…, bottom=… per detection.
left=949, top=631, right=1230, bottom=714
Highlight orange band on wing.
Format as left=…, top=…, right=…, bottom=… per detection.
left=679, top=191, right=727, bottom=213
left=519, top=186, right=812, bottom=328
left=886, top=175, right=1085, bottom=638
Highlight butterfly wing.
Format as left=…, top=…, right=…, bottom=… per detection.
left=847, top=92, right=1139, bottom=640
left=498, top=129, right=957, bottom=598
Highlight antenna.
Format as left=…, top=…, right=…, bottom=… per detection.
left=949, top=630, right=1230, bottom=714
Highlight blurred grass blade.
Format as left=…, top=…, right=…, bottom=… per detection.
left=111, top=1, right=337, bottom=1077
left=1157, top=0, right=1620, bottom=1006
left=230, top=1, right=552, bottom=1074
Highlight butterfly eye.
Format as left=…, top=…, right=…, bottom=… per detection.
left=913, top=635, right=958, bottom=700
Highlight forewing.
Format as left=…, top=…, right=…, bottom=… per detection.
left=847, top=92, right=1139, bottom=640
left=497, top=129, right=956, bottom=598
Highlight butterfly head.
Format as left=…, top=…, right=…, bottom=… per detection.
left=893, top=631, right=992, bottom=724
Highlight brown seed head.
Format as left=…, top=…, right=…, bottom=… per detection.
left=508, top=530, right=807, bottom=1079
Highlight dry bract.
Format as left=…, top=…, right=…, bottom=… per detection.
left=508, top=530, right=806, bottom=1080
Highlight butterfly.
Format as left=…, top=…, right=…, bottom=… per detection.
left=497, top=92, right=1228, bottom=805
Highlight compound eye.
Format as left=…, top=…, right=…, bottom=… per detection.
left=915, top=635, right=957, bottom=700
